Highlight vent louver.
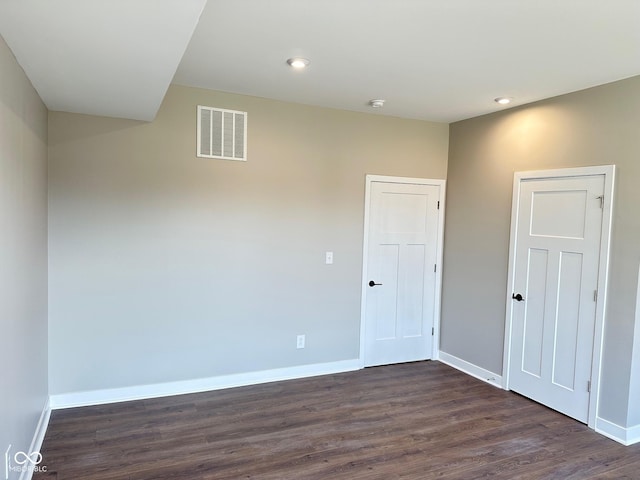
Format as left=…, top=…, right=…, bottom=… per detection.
left=197, top=106, right=247, bottom=161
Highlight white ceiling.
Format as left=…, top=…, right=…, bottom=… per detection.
left=0, top=0, right=207, bottom=121
left=1, top=0, right=639, bottom=123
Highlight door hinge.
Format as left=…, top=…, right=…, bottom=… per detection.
left=596, top=195, right=604, bottom=209
left=593, top=290, right=598, bottom=302
left=431, top=327, right=434, bottom=336
left=587, top=380, right=591, bottom=393
left=434, top=264, right=437, bottom=273
left=437, top=200, right=440, bottom=210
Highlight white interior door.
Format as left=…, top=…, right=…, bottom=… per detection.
left=508, top=173, right=605, bottom=423
left=362, top=179, right=442, bottom=367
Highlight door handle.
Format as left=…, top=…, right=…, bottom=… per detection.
left=512, top=293, right=525, bottom=302
left=369, top=280, right=382, bottom=287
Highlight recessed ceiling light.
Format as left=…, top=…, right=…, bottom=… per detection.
left=369, top=99, right=385, bottom=108
left=287, top=57, right=310, bottom=69
left=494, top=97, right=512, bottom=105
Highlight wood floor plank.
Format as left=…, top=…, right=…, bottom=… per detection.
left=34, top=361, right=640, bottom=479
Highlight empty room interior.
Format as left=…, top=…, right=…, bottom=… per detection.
left=2, top=1, right=640, bottom=478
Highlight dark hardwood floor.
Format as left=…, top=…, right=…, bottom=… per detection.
left=35, top=361, right=640, bottom=479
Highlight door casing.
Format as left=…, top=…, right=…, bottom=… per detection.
left=503, top=165, right=615, bottom=429
left=359, top=175, right=446, bottom=368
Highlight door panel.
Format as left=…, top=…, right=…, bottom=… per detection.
left=509, top=175, right=604, bottom=423
left=530, top=190, right=587, bottom=238
left=522, top=247, right=548, bottom=377
left=375, top=244, right=400, bottom=340
left=364, top=181, right=440, bottom=367
left=553, top=251, right=582, bottom=390
left=403, top=244, right=427, bottom=338
left=380, top=191, right=429, bottom=234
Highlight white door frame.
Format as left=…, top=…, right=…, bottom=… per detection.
left=502, top=165, right=615, bottom=429
left=359, top=175, right=446, bottom=368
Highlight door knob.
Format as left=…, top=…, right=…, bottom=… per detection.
left=369, top=280, right=382, bottom=287
left=512, top=293, right=525, bottom=302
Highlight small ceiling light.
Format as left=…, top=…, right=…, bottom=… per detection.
left=287, top=57, right=310, bottom=69
left=494, top=97, right=512, bottom=105
left=369, top=99, right=385, bottom=108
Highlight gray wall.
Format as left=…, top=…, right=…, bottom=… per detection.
left=0, top=35, right=48, bottom=477
left=48, top=85, right=449, bottom=394
left=442, top=75, right=640, bottom=427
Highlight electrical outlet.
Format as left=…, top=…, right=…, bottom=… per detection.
left=296, top=334, right=305, bottom=349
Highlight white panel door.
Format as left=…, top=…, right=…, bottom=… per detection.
left=509, top=174, right=604, bottom=423
left=363, top=181, right=440, bottom=367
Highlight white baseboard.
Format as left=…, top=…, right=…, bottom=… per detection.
left=18, top=398, right=51, bottom=480
left=595, top=417, right=640, bottom=446
left=50, top=359, right=361, bottom=410
left=595, top=417, right=627, bottom=444
left=628, top=423, right=640, bottom=445
left=438, top=351, right=503, bottom=389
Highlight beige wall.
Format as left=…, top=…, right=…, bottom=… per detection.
left=48, top=85, right=449, bottom=394
left=443, top=75, right=640, bottom=427
left=0, top=34, right=48, bottom=475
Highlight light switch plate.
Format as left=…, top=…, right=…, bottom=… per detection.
left=325, top=251, right=333, bottom=264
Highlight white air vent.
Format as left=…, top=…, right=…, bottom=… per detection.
left=197, top=106, right=247, bottom=161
